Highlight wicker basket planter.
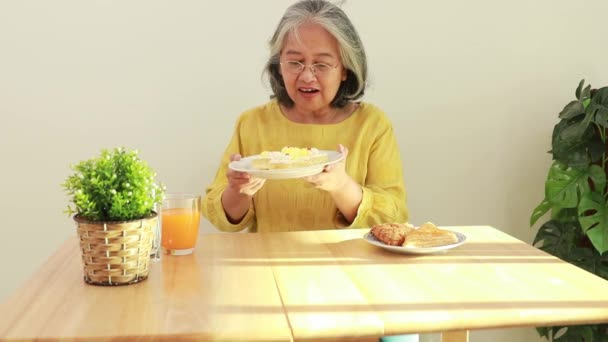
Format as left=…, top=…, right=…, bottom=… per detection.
left=74, top=213, right=158, bottom=286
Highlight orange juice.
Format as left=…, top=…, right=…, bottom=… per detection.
left=161, top=208, right=200, bottom=251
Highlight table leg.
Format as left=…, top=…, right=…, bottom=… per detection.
left=441, top=330, right=469, bottom=342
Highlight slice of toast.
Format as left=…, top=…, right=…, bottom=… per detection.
left=403, top=222, right=459, bottom=248
left=250, top=147, right=329, bottom=170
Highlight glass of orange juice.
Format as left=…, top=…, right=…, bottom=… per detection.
left=161, top=193, right=201, bottom=255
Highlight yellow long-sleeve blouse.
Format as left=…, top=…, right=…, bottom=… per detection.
left=202, top=99, right=408, bottom=233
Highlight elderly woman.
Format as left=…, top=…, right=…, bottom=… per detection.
left=202, top=0, right=408, bottom=232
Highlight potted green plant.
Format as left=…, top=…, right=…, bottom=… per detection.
left=63, top=147, right=165, bottom=286
left=530, top=80, right=608, bottom=341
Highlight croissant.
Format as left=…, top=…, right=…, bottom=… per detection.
left=370, top=222, right=415, bottom=246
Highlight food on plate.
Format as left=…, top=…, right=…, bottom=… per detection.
left=370, top=222, right=415, bottom=246
left=370, top=221, right=459, bottom=248
left=402, top=222, right=459, bottom=248
left=251, top=147, right=329, bottom=170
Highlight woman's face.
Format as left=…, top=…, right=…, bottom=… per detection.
left=279, top=23, right=346, bottom=114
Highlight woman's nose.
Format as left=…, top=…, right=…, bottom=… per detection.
left=299, top=66, right=317, bottom=81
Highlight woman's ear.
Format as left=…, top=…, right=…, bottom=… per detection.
left=341, top=68, right=347, bottom=81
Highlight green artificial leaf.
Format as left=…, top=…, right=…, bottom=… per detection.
left=568, top=246, right=597, bottom=273
left=575, top=110, right=595, bottom=141
left=569, top=247, right=608, bottom=283
left=588, top=90, right=608, bottom=131
left=538, top=324, right=605, bottom=342
left=546, top=162, right=582, bottom=208
left=551, top=118, right=593, bottom=167
left=554, top=325, right=594, bottom=341
left=575, top=79, right=585, bottom=100
left=535, top=326, right=550, bottom=338
left=551, top=207, right=579, bottom=223
left=533, top=220, right=577, bottom=260
left=598, top=255, right=608, bottom=280
left=581, top=84, right=592, bottom=102
left=586, top=164, right=606, bottom=193
left=558, top=100, right=585, bottom=119
left=593, top=104, right=608, bottom=128
left=583, top=98, right=591, bottom=109
left=588, top=135, right=605, bottom=163
left=561, top=114, right=592, bottom=142
left=530, top=199, right=551, bottom=226
left=592, top=87, right=608, bottom=106
left=544, top=162, right=602, bottom=209
left=561, top=325, right=593, bottom=341
left=587, top=226, right=608, bottom=255
left=578, top=191, right=608, bottom=254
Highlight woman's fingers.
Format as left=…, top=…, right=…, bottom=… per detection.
left=305, top=173, right=326, bottom=188
left=338, top=144, right=348, bottom=158
left=239, top=177, right=266, bottom=195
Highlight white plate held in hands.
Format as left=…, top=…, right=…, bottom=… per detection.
left=229, top=150, right=344, bottom=180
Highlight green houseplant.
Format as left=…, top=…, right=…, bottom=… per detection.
left=63, top=147, right=165, bottom=286
left=530, top=80, right=608, bottom=341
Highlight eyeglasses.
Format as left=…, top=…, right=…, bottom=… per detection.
left=280, top=60, right=338, bottom=77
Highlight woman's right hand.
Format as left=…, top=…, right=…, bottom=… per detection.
left=226, top=154, right=266, bottom=196
left=221, top=153, right=266, bottom=224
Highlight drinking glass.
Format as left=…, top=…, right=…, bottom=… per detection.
left=149, top=202, right=163, bottom=262
left=161, top=193, right=201, bottom=255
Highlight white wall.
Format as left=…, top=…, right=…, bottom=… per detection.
left=1, top=1, right=607, bottom=341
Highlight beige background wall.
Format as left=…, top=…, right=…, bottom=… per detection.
left=1, top=0, right=607, bottom=341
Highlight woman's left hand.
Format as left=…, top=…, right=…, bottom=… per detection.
left=305, top=144, right=350, bottom=193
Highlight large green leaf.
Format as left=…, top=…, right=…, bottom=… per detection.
left=592, top=104, right=608, bottom=128
left=578, top=191, right=608, bottom=254
left=545, top=163, right=582, bottom=208
left=551, top=207, right=579, bottom=223
left=587, top=226, right=608, bottom=255
left=551, top=119, right=593, bottom=167
left=533, top=220, right=577, bottom=260
left=567, top=247, right=599, bottom=274
left=558, top=100, right=584, bottom=119
left=585, top=164, right=605, bottom=193
left=589, top=87, right=608, bottom=130
left=544, top=162, right=603, bottom=208
left=592, top=87, right=608, bottom=105
left=557, top=116, right=590, bottom=141
left=530, top=199, right=551, bottom=226
left=534, top=219, right=608, bottom=276
left=564, top=111, right=594, bottom=143
left=587, top=135, right=605, bottom=163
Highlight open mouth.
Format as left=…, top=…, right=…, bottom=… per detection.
left=299, top=87, right=319, bottom=94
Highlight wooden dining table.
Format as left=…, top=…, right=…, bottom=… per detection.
left=2, top=226, right=608, bottom=341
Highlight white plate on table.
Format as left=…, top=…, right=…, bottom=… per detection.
left=229, top=150, right=344, bottom=180
left=363, top=231, right=466, bottom=254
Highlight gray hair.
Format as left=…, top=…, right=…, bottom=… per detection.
left=264, top=0, right=367, bottom=108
